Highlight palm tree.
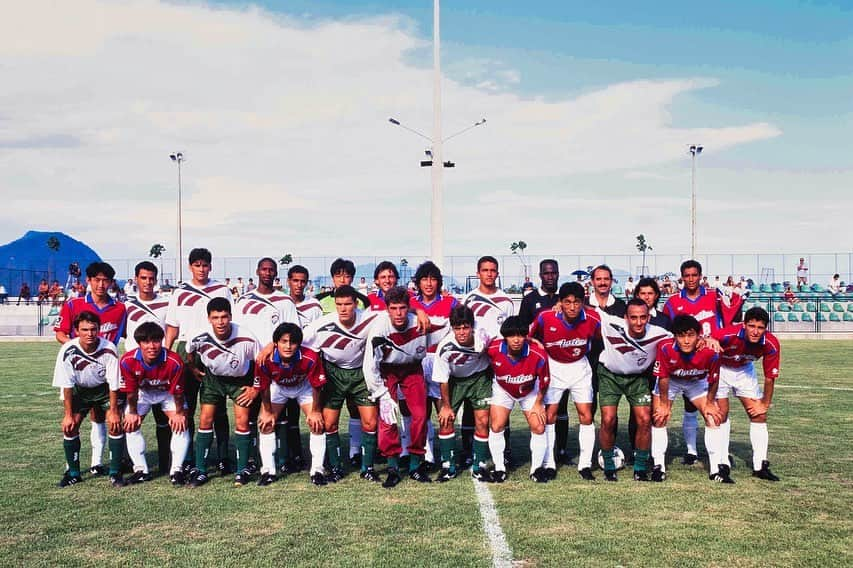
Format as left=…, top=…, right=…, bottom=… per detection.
left=279, top=253, right=293, bottom=267
left=510, top=240, right=530, bottom=281
left=46, top=236, right=60, bottom=282
left=635, top=234, right=653, bottom=277
left=149, top=243, right=166, bottom=282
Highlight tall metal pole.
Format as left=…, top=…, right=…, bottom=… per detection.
left=431, top=0, right=444, bottom=269
left=689, top=145, right=703, bottom=259
left=177, top=158, right=183, bottom=284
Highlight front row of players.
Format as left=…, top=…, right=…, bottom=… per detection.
left=54, top=283, right=780, bottom=488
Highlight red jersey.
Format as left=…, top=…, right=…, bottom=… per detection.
left=487, top=338, right=550, bottom=398
left=529, top=308, right=600, bottom=364
left=653, top=340, right=720, bottom=383
left=256, top=346, right=326, bottom=391
left=119, top=347, right=184, bottom=395
left=712, top=324, right=781, bottom=380
left=663, top=286, right=743, bottom=337
left=55, top=293, right=127, bottom=344
left=410, top=294, right=458, bottom=352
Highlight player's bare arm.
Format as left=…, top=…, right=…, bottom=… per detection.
left=106, top=390, right=123, bottom=436
left=164, top=324, right=179, bottom=350
left=55, top=330, right=72, bottom=344
left=61, top=388, right=78, bottom=436
left=123, top=390, right=141, bottom=432
left=438, top=383, right=455, bottom=430
left=169, top=392, right=187, bottom=433
left=306, top=387, right=324, bottom=434
left=235, top=385, right=260, bottom=408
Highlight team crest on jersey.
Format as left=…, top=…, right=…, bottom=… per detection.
left=271, top=313, right=280, bottom=324
left=97, top=366, right=106, bottom=378
left=230, top=358, right=239, bottom=369
left=549, top=326, right=557, bottom=332
left=636, top=356, right=648, bottom=366
left=416, top=345, right=426, bottom=355
left=496, top=315, right=506, bottom=324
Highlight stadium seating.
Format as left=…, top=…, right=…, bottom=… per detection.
left=774, top=313, right=785, bottom=322
left=777, top=302, right=791, bottom=312
left=787, top=313, right=799, bottom=322
left=849, top=303, right=853, bottom=312
left=759, top=283, right=770, bottom=293
left=817, top=313, right=828, bottom=322
left=793, top=303, right=804, bottom=312
left=802, top=313, right=814, bottom=322
left=820, top=303, right=831, bottom=312
left=806, top=302, right=817, bottom=312
left=844, top=312, right=853, bottom=322
left=829, top=313, right=841, bottom=322
left=771, top=283, right=784, bottom=293
left=833, top=302, right=845, bottom=312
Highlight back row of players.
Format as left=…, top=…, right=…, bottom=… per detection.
left=53, top=250, right=781, bottom=488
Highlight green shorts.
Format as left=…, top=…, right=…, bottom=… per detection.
left=597, top=364, right=652, bottom=408
left=321, top=362, right=376, bottom=410
left=199, top=370, right=254, bottom=406
left=449, top=368, right=493, bottom=412
left=72, top=384, right=111, bottom=415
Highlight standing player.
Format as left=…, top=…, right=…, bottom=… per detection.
left=530, top=282, right=601, bottom=480
left=663, top=259, right=743, bottom=465
left=486, top=316, right=550, bottom=483
left=53, top=312, right=125, bottom=487
left=256, top=323, right=327, bottom=486
left=651, top=315, right=726, bottom=483
left=366, top=261, right=400, bottom=311
left=518, top=259, right=560, bottom=327
left=712, top=307, right=781, bottom=481
left=120, top=322, right=190, bottom=485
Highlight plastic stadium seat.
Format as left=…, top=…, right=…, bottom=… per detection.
left=48, top=307, right=59, bottom=316
left=787, top=313, right=799, bottom=322
left=793, top=303, right=804, bottom=312
left=771, top=283, right=784, bottom=293
left=844, top=313, right=853, bottom=322
left=834, top=302, right=846, bottom=312
left=39, top=317, right=51, bottom=325
left=774, top=313, right=785, bottom=322
left=801, top=313, right=814, bottom=322
left=817, top=313, right=828, bottom=322
left=820, top=303, right=831, bottom=312
left=848, top=303, right=853, bottom=312
left=812, top=284, right=824, bottom=292
left=777, top=303, right=791, bottom=312
left=829, top=313, right=841, bottom=322
left=806, top=302, right=817, bottom=312
left=612, top=286, right=623, bottom=296
left=759, top=283, right=770, bottom=293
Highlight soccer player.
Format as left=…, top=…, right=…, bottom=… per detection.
left=315, top=258, right=370, bottom=315
left=597, top=299, right=671, bottom=481
left=634, top=277, right=670, bottom=330
left=530, top=282, right=601, bottom=480
left=518, top=259, right=560, bottom=327
left=433, top=305, right=493, bottom=482
left=53, top=312, right=125, bottom=487
left=366, top=260, right=400, bottom=311
left=119, top=322, right=190, bottom=485
left=255, top=323, right=327, bottom=486
left=300, top=285, right=384, bottom=482
left=651, top=315, right=726, bottom=483
left=185, top=298, right=261, bottom=487
left=712, top=307, right=781, bottom=481
left=663, top=259, right=743, bottom=465
left=164, top=248, right=232, bottom=472
left=486, top=316, right=550, bottom=483
left=288, top=265, right=323, bottom=328
left=363, top=286, right=432, bottom=487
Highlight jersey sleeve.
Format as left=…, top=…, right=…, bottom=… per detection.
left=164, top=293, right=180, bottom=329
left=255, top=362, right=272, bottom=392
left=537, top=352, right=551, bottom=392
left=529, top=313, right=544, bottom=340
left=306, top=350, right=326, bottom=389
left=119, top=357, right=137, bottom=393
left=653, top=344, right=670, bottom=380
left=362, top=321, right=389, bottom=400
left=762, top=339, right=781, bottom=381
left=662, top=298, right=676, bottom=322
left=707, top=353, right=720, bottom=384
left=168, top=357, right=185, bottom=396
left=300, top=319, right=321, bottom=350
left=432, top=347, right=451, bottom=384
left=104, top=348, right=120, bottom=391
left=52, top=346, right=73, bottom=389
left=54, top=300, right=73, bottom=336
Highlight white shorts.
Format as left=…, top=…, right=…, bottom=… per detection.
left=422, top=354, right=441, bottom=400
left=717, top=364, right=762, bottom=399
left=545, top=358, right=593, bottom=405
left=270, top=381, right=314, bottom=406
left=654, top=378, right=708, bottom=402
left=490, top=381, right=539, bottom=412
left=126, top=389, right=181, bottom=416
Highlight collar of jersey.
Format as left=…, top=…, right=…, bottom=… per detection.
left=673, top=341, right=697, bottom=360
left=273, top=348, right=302, bottom=366
left=85, top=292, right=116, bottom=309
left=135, top=347, right=167, bottom=369
left=500, top=339, right=530, bottom=361
left=558, top=310, right=586, bottom=327
left=680, top=285, right=708, bottom=301
left=736, top=325, right=765, bottom=345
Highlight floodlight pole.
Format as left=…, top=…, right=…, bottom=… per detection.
left=432, top=0, right=444, bottom=270
left=170, top=152, right=184, bottom=284
left=689, top=144, right=703, bottom=259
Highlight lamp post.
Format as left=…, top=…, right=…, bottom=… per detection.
left=689, top=144, right=703, bottom=259
left=169, top=152, right=184, bottom=284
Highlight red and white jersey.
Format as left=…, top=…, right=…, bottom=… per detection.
left=55, top=294, right=127, bottom=345
left=53, top=337, right=120, bottom=391
left=663, top=286, right=742, bottom=337
left=294, top=297, right=323, bottom=329
left=653, top=341, right=720, bottom=384
left=187, top=323, right=260, bottom=379
left=598, top=312, right=671, bottom=376
left=529, top=308, right=601, bottom=364
left=432, top=328, right=492, bottom=383
left=363, top=313, right=428, bottom=398
left=487, top=338, right=549, bottom=399
left=165, top=280, right=232, bottom=342
left=463, top=289, right=516, bottom=338
left=302, top=309, right=382, bottom=369
left=367, top=291, right=388, bottom=312
left=411, top=294, right=458, bottom=353
left=256, top=346, right=326, bottom=391
left=234, top=290, right=298, bottom=344
left=119, top=348, right=184, bottom=395
left=124, top=294, right=170, bottom=351
left=712, top=324, right=781, bottom=380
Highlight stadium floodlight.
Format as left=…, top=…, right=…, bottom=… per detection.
left=170, top=152, right=185, bottom=284
left=689, top=144, right=703, bottom=259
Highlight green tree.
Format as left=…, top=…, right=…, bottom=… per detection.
left=279, top=253, right=293, bottom=267
left=510, top=240, right=530, bottom=281
left=635, top=234, right=653, bottom=277
left=46, top=236, right=60, bottom=282
left=149, top=243, right=166, bottom=282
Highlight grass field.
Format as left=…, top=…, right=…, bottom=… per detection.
left=1, top=341, right=850, bottom=567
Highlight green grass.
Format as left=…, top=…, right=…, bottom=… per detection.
left=1, top=341, right=851, bottom=567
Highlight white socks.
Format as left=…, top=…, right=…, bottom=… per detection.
left=705, top=426, right=723, bottom=475
left=682, top=411, right=699, bottom=456
left=489, top=430, right=507, bottom=472
left=578, top=423, right=595, bottom=470
left=259, top=431, right=276, bottom=474
left=91, top=422, right=107, bottom=467
left=170, top=430, right=190, bottom=474
left=425, top=420, right=435, bottom=463
left=651, top=426, right=668, bottom=471
left=309, top=433, right=326, bottom=475
left=125, top=429, right=148, bottom=474
left=750, top=422, right=769, bottom=469
left=530, top=432, right=548, bottom=474
left=543, top=423, right=556, bottom=469
left=719, top=419, right=732, bottom=467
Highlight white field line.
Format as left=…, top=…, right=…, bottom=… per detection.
left=472, top=477, right=514, bottom=568
left=775, top=385, right=853, bottom=392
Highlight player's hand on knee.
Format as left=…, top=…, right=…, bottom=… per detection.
left=307, top=411, right=324, bottom=434
left=61, top=415, right=76, bottom=437
left=438, top=406, right=455, bottom=430
left=235, top=386, right=259, bottom=407
left=170, top=413, right=187, bottom=433
left=257, top=411, right=275, bottom=433
left=107, top=410, right=122, bottom=435
left=123, top=413, right=141, bottom=432
left=746, top=399, right=768, bottom=418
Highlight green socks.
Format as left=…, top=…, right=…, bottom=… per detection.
left=63, top=436, right=81, bottom=476
left=361, top=431, right=377, bottom=471
left=195, top=429, right=214, bottom=473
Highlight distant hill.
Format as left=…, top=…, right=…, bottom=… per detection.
left=0, top=231, right=102, bottom=287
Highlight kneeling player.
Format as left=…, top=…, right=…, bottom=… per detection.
left=651, top=315, right=725, bottom=483
left=713, top=307, right=781, bottom=481
left=120, top=322, right=190, bottom=485
left=256, top=323, right=327, bottom=486
left=486, top=316, right=550, bottom=483
left=53, top=312, right=126, bottom=487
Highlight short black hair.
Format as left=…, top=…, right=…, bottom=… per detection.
left=134, top=261, right=158, bottom=277
left=134, top=321, right=165, bottom=344
left=85, top=262, right=115, bottom=280
left=206, top=297, right=231, bottom=315
left=330, top=258, right=356, bottom=278
left=634, top=277, right=661, bottom=303
left=559, top=282, right=585, bottom=301
left=189, top=248, right=212, bottom=265
left=477, top=256, right=499, bottom=271
left=374, top=261, right=399, bottom=281
left=384, top=286, right=409, bottom=306
left=257, top=257, right=277, bottom=269
left=414, top=261, right=443, bottom=291
left=591, top=264, right=612, bottom=280
left=333, top=285, right=358, bottom=301
left=500, top=315, right=528, bottom=338
left=449, top=305, right=475, bottom=327
left=626, top=298, right=649, bottom=312
left=680, top=259, right=702, bottom=276
left=671, top=314, right=701, bottom=335
left=744, top=307, right=770, bottom=326
left=287, top=265, right=309, bottom=279
left=74, top=311, right=101, bottom=329
left=272, top=322, right=303, bottom=345
left=539, top=259, right=559, bottom=273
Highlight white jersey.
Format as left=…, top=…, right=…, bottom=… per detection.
left=598, top=312, right=671, bottom=376
left=302, top=309, right=382, bottom=369
left=53, top=337, right=120, bottom=391
left=234, top=289, right=298, bottom=344
left=363, top=313, right=428, bottom=399
left=294, top=297, right=323, bottom=329
left=124, top=294, right=170, bottom=351
left=165, top=280, right=232, bottom=342
left=462, top=288, right=515, bottom=338
left=187, top=323, right=260, bottom=378
left=432, top=329, right=492, bottom=383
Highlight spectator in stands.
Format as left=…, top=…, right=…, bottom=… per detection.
left=624, top=276, right=635, bottom=299
left=724, top=276, right=737, bottom=295
left=828, top=274, right=842, bottom=297
left=236, top=276, right=245, bottom=295
left=357, top=276, right=369, bottom=295
left=661, top=275, right=674, bottom=295
left=71, top=281, right=85, bottom=298
left=17, top=283, right=31, bottom=305
left=48, top=280, right=63, bottom=305
left=231, top=286, right=239, bottom=300
left=712, top=276, right=721, bottom=289
left=123, top=277, right=135, bottom=297
left=796, top=258, right=808, bottom=290
left=246, top=277, right=257, bottom=293
left=0, top=283, right=7, bottom=304
left=783, top=286, right=799, bottom=306
left=273, top=277, right=283, bottom=291
left=700, top=276, right=710, bottom=289
left=37, top=279, right=49, bottom=304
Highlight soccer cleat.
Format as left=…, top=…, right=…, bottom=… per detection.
left=604, top=470, right=618, bottom=482
left=217, top=459, right=233, bottom=475
left=169, top=471, right=186, bottom=486
left=752, top=461, right=780, bottom=481
left=709, top=464, right=735, bottom=484
left=243, top=459, right=259, bottom=476
left=326, top=467, right=345, bottom=483
left=292, top=454, right=306, bottom=471
left=187, top=469, right=209, bottom=488
left=543, top=467, right=557, bottom=481
left=409, top=464, right=433, bottom=483
left=57, top=472, right=83, bottom=488
left=424, top=461, right=436, bottom=472
left=503, top=449, right=514, bottom=468
left=529, top=468, right=548, bottom=483
left=109, top=474, right=126, bottom=488
left=471, top=469, right=491, bottom=482
left=681, top=453, right=699, bottom=466
left=435, top=468, right=458, bottom=483
left=459, top=453, right=474, bottom=471
left=88, top=465, right=106, bottom=477
left=310, top=472, right=328, bottom=486
left=348, top=454, right=361, bottom=470
left=234, top=470, right=252, bottom=486
left=578, top=467, right=595, bottom=481
left=279, top=461, right=298, bottom=475
left=651, top=466, right=667, bottom=482
left=181, top=461, right=194, bottom=475
left=359, top=468, right=382, bottom=483
left=556, top=449, right=575, bottom=466
left=257, top=473, right=277, bottom=487
left=633, top=470, right=650, bottom=482
left=126, top=471, right=153, bottom=485
left=492, top=470, right=509, bottom=483
left=382, top=468, right=402, bottom=489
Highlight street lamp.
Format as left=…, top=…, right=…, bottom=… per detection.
left=169, top=152, right=184, bottom=284
left=689, top=144, right=703, bottom=259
